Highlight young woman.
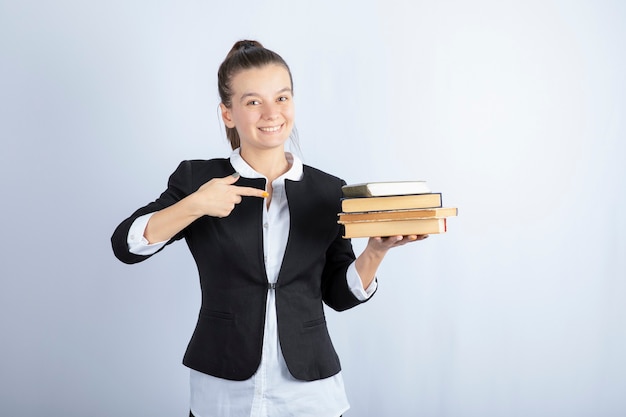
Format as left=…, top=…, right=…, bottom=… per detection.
left=111, top=40, right=427, bottom=417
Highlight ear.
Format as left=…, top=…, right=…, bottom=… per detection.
left=220, top=103, right=236, bottom=128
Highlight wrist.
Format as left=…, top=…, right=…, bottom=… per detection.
left=183, top=192, right=206, bottom=219
left=364, top=241, right=389, bottom=259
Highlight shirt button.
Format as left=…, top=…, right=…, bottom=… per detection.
left=263, top=222, right=269, bottom=229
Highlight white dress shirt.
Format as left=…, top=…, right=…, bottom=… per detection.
left=127, top=149, right=376, bottom=417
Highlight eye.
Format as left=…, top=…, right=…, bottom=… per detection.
left=277, top=96, right=289, bottom=102
left=246, top=99, right=261, bottom=106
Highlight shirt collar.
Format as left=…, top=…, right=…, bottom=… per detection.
left=229, top=148, right=303, bottom=182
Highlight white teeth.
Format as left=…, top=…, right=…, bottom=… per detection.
left=259, top=125, right=281, bottom=132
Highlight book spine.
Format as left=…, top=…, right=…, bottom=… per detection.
left=342, top=218, right=446, bottom=238
left=340, top=193, right=443, bottom=212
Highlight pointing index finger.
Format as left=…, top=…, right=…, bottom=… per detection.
left=234, top=185, right=269, bottom=198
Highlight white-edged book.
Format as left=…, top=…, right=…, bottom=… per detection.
left=341, top=181, right=431, bottom=198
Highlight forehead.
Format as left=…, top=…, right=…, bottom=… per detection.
left=230, top=64, right=292, bottom=95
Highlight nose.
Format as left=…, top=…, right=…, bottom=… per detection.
left=262, top=102, right=279, bottom=121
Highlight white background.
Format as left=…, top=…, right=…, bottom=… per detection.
left=1, top=1, right=625, bottom=416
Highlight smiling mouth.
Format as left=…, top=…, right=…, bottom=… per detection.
left=258, top=124, right=283, bottom=133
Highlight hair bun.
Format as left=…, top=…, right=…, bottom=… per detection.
left=236, top=40, right=263, bottom=50
left=225, top=40, right=264, bottom=60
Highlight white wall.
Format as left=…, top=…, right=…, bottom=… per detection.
left=1, top=1, right=624, bottom=416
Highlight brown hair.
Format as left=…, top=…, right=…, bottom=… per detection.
left=218, top=40, right=294, bottom=150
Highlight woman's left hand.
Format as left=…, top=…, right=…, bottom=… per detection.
left=366, top=234, right=429, bottom=254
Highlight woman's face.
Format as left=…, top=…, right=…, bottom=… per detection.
left=221, top=64, right=294, bottom=152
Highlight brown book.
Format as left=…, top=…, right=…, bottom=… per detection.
left=341, top=193, right=442, bottom=213
left=342, top=181, right=430, bottom=197
left=342, top=218, right=447, bottom=238
left=339, top=207, right=457, bottom=223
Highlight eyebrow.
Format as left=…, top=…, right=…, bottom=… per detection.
left=239, top=87, right=293, bottom=103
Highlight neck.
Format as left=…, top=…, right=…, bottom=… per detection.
left=240, top=147, right=290, bottom=182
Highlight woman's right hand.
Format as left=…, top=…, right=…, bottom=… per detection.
left=144, top=173, right=267, bottom=244
left=192, top=173, right=268, bottom=218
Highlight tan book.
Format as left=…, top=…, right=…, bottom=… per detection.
left=342, top=181, right=430, bottom=197
left=341, top=193, right=442, bottom=213
left=339, top=207, right=457, bottom=223
left=342, top=218, right=447, bottom=239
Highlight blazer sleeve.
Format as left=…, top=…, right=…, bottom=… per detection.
left=318, top=177, right=377, bottom=311
left=320, top=225, right=378, bottom=311
left=111, top=161, right=193, bottom=264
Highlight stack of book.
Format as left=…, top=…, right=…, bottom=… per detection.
left=338, top=181, right=457, bottom=238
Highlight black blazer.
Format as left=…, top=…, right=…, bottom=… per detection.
left=111, top=158, right=373, bottom=381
